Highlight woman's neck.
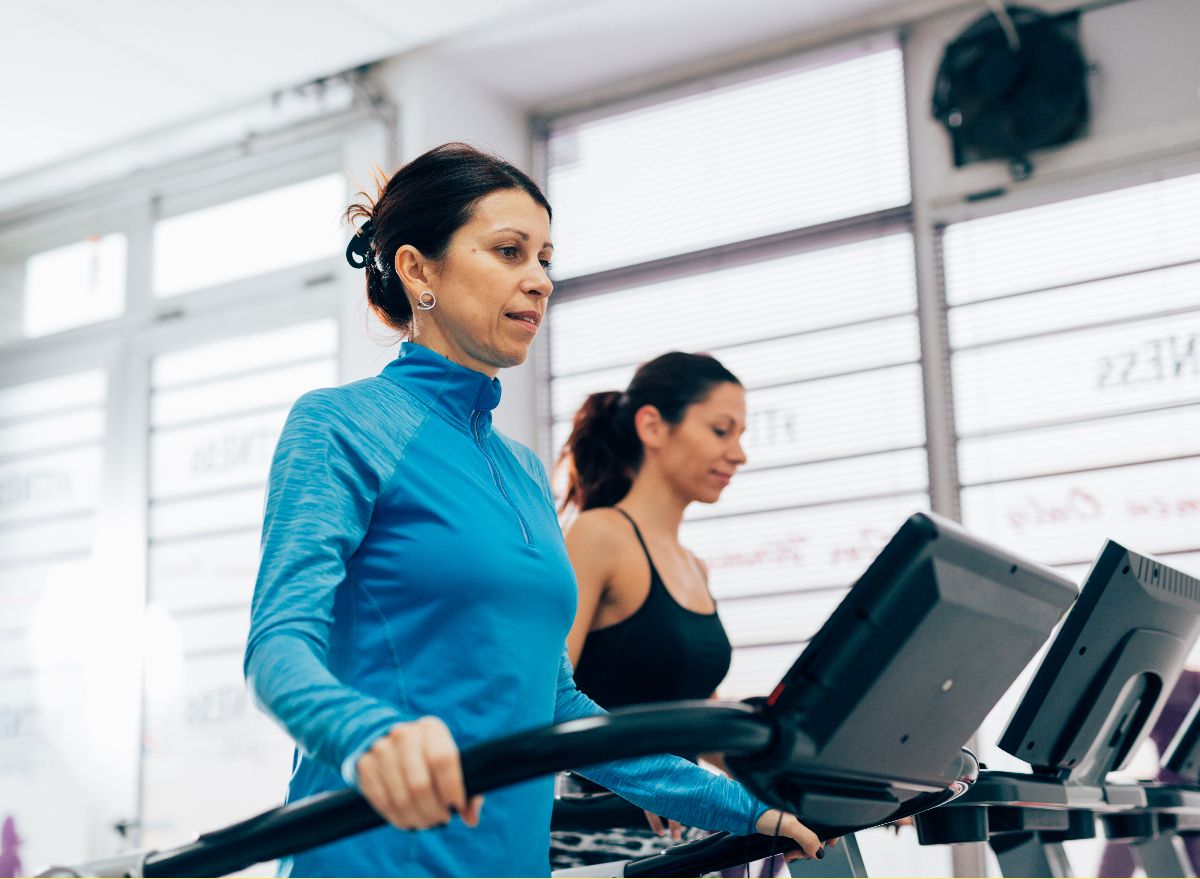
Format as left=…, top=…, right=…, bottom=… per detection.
left=617, top=468, right=689, bottom=541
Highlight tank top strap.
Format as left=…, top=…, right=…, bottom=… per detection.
left=612, top=507, right=655, bottom=568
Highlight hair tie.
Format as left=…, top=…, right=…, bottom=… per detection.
left=345, top=218, right=375, bottom=269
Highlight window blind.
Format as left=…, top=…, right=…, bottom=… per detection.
left=945, top=171, right=1200, bottom=573
left=545, top=41, right=910, bottom=280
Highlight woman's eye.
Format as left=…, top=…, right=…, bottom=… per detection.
left=498, top=246, right=519, bottom=259
left=713, top=428, right=727, bottom=437
left=540, top=260, right=553, bottom=270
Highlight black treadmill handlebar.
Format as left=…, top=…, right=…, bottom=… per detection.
left=142, top=702, right=774, bottom=878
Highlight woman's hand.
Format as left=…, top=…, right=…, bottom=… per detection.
left=644, top=811, right=684, bottom=840
left=755, top=810, right=836, bottom=861
left=357, top=716, right=484, bottom=830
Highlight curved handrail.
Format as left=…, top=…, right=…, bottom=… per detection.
left=143, top=702, right=773, bottom=877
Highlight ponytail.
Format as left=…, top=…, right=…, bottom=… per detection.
left=557, top=352, right=741, bottom=514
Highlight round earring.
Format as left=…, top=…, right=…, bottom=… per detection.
left=416, top=291, right=436, bottom=311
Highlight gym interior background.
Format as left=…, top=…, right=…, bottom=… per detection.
left=1, top=0, right=1199, bottom=875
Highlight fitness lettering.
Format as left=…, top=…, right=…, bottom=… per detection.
left=702, top=529, right=891, bottom=569
left=1006, top=487, right=1200, bottom=531
left=0, top=468, right=72, bottom=512
left=1097, top=333, right=1199, bottom=389
left=189, top=428, right=276, bottom=475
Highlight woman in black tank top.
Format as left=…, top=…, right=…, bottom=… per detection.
left=572, top=507, right=732, bottom=709
left=550, top=352, right=746, bottom=869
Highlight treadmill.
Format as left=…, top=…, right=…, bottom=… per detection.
left=38, top=512, right=1077, bottom=878
left=915, top=540, right=1200, bottom=877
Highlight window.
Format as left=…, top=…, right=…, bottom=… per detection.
left=0, top=369, right=110, bottom=866
left=153, top=173, right=345, bottom=297
left=546, top=38, right=910, bottom=280
left=543, top=39, right=923, bottom=700
left=140, top=319, right=338, bottom=853
left=945, top=172, right=1200, bottom=572
left=943, top=170, right=1200, bottom=776
left=22, top=234, right=127, bottom=337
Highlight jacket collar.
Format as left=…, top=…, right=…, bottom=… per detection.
left=381, top=342, right=502, bottom=433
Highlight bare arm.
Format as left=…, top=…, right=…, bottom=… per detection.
left=564, top=510, right=621, bottom=666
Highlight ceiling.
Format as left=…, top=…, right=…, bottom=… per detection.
left=2, top=0, right=945, bottom=184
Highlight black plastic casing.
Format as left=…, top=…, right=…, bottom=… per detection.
left=999, top=542, right=1200, bottom=786
left=730, top=512, right=1076, bottom=826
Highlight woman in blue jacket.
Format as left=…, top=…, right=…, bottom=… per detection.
left=244, top=143, right=821, bottom=877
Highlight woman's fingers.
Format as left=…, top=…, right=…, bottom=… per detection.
left=668, top=818, right=683, bottom=841
left=461, top=795, right=485, bottom=828
left=398, top=723, right=451, bottom=827
left=755, top=810, right=822, bottom=860
left=644, top=811, right=666, bottom=836
left=357, top=717, right=475, bottom=831
left=422, top=717, right=468, bottom=816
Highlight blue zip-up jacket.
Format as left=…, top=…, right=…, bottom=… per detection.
left=245, top=342, right=768, bottom=877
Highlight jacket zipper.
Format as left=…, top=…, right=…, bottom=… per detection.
left=472, top=409, right=532, bottom=544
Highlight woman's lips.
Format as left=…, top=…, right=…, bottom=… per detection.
left=711, top=471, right=733, bottom=486
left=507, top=312, right=541, bottom=333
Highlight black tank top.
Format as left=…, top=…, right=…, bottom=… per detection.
left=573, top=508, right=733, bottom=710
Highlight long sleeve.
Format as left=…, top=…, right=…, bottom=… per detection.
left=244, top=389, right=415, bottom=785
left=552, top=652, right=770, bottom=835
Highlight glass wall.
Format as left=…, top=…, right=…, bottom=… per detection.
left=0, top=149, right=349, bottom=871
left=141, top=320, right=338, bottom=856
left=0, top=369, right=135, bottom=870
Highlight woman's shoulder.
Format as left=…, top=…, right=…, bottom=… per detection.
left=566, top=507, right=638, bottom=547
left=278, top=377, right=430, bottom=467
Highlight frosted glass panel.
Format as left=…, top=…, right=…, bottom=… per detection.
left=140, top=653, right=294, bottom=854
left=149, top=486, right=266, bottom=541
left=720, top=644, right=805, bottom=701
left=148, top=532, right=260, bottom=612
left=23, top=234, right=126, bottom=337
left=960, top=457, right=1200, bottom=566
left=154, top=174, right=345, bottom=297
left=549, top=315, right=920, bottom=422
left=714, top=316, right=921, bottom=389
left=0, top=409, right=104, bottom=458
left=718, top=588, right=848, bottom=649
left=688, top=448, right=928, bottom=520
left=0, top=448, right=102, bottom=524
left=950, top=260, right=1200, bottom=349
left=550, top=234, right=917, bottom=376
left=152, top=318, right=339, bottom=388
left=548, top=44, right=909, bottom=278
left=959, top=404, right=1200, bottom=486
left=0, top=369, right=105, bottom=419
left=681, top=494, right=929, bottom=597
left=550, top=365, right=926, bottom=469
left=943, top=172, right=1200, bottom=305
left=0, top=516, right=93, bottom=565
left=176, top=608, right=252, bottom=657
left=151, top=358, right=337, bottom=428
left=151, top=409, right=288, bottom=499
left=741, top=366, right=925, bottom=469
left=953, top=311, right=1200, bottom=436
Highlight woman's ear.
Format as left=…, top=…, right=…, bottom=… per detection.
left=395, top=244, right=434, bottom=296
left=634, top=405, right=668, bottom=450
